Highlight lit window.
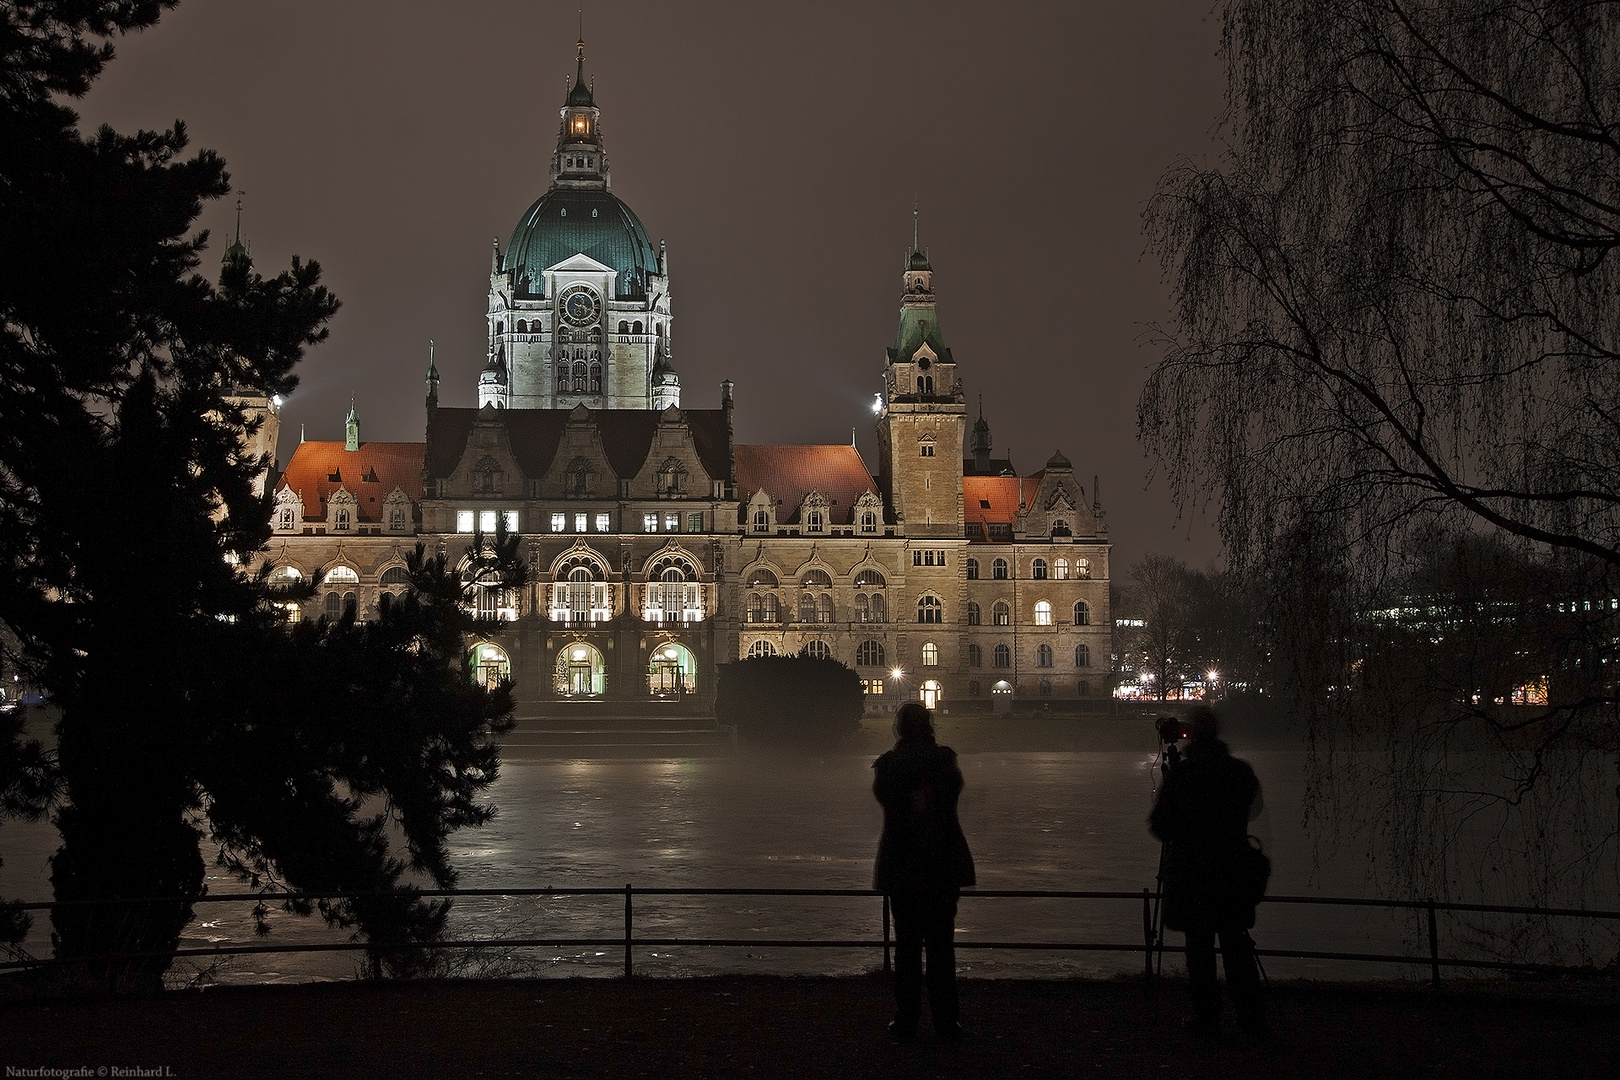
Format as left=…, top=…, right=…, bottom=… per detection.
left=1034, top=601, right=1052, bottom=626
left=479, top=510, right=497, bottom=533
left=921, top=642, right=939, bottom=667
left=644, top=514, right=659, bottom=532
left=575, top=512, right=588, bottom=533
left=1076, top=558, right=1091, bottom=579
left=665, top=513, right=680, bottom=532
left=1054, top=559, right=1069, bottom=580
left=551, top=512, right=566, bottom=533
left=747, top=640, right=777, bottom=659
left=503, top=511, right=519, bottom=532
left=596, top=513, right=611, bottom=532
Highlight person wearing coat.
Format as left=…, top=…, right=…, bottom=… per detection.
left=1149, top=705, right=1265, bottom=1035
left=872, top=702, right=976, bottom=1041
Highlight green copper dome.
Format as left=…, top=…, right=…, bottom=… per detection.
left=505, top=188, right=658, bottom=300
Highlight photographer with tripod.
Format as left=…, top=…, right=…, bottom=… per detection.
left=1149, top=705, right=1267, bottom=1037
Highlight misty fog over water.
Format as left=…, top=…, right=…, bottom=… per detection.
left=2, top=731, right=1613, bottom=985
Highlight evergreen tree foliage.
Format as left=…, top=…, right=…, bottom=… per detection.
left=0, top=3, right=522, bottom=989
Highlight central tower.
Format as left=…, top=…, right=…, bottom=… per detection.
left=481, top=38, right=677, bottom=411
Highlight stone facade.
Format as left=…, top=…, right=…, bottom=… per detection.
left=249, top=41, right=1111, bottom=716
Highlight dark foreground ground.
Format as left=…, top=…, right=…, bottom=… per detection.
left=2, top=975, right=1614, bottom=1079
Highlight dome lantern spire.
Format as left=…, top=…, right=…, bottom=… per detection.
left=552, top=30, right=608, bottom=190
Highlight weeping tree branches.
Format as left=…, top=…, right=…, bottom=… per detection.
left=1143, top=1, right=1620, bottom=920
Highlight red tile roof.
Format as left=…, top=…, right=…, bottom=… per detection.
left=734, top=444, right=879, bottom=524
left=962, top=473, right=1042, bottom=541
left=277, top=441, right=425, bottom=523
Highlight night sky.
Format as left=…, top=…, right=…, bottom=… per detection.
left=78, top=1, right=1225, bottom=570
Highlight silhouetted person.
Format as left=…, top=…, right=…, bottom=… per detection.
left=1149, top=705, right=1265, bottom=1036
left=873, top=703, right=975, bottom=1042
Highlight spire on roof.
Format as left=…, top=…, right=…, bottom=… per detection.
left=221, top=193, right=251, bottom=271
left=345, top=398, right=359, bottom=451
left=566, top=30, right=594, bottom=106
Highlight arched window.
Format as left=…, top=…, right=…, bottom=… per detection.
left=855, top=593, right=871, bottom=622
left=965, top=558, right=979, bottom=580
left=1039, top=678, right=1052, bottom=697
left=857, top=640, right=885, bottom=667
left=806, top=508, right=826, bottom=532
left=633, top=320, right=644, bottom=334
left=496, top=321, right=504, bottom=335
left=1075, top=643, right=1091, bottom=668
left=1034, top=600, right=1053, bottom=626
left=589, top=362, right=602, bottom=393
left=801, top=640, right=832, bottom=661
left=1032, top=559, right=1047, bottom=580
left=1073, top=600, right=1091, bottom=626
left=801, top=569, right=833, bottom=588
left=917, top=595, right=943, bottom=624
left=797, top=592, right=817, bottom=623
left=817, top=593, right=834, bottom=622
left=993, top=643, right=1011, bottom=668
left=335, top=507, right=351, bottom=531
left=1037, top=644, right=1053, bottom=668
left=269, top=565, right=303, bottom=586
left=389, top=505, right=407, bottom=531
left=746, top=567, right=779, bottom=587
left=854, top=569, right=886, bottom=588
left=967, top=602, right=981, bottom=626
left=555, top=365, right=569, bottom=393
left=572, top=361, right=588, bottom=392
left=917, top=374, right=934, bottom=394
left=747, top=640, right=777, bottom=659
left=276, top=506, right=294, bottom=531
left=325, top=590, right=357, bottom=620
left=1076, top=558, right=1092, bottom=579
left=618, top=320, right=629, bottom=334
left=381, top=566, right=411, bottom=592
left=992, top=601, right=1011, bottom=626
left=870, top=593, right=886, bottom=622
left=1053, top=559, right=1069, bottom=580
left=968, top=644, right=982, bottom=667
left=324, top=566, right=359, bottom=585
left=515, top=320, right=528, bottom=333
left=992, top=558, right=1009, bottom=580
left=752, top=507, right=771, bottom=532
left=860, top=510, right=877, bottom=533
left=921, top=641, right=939, bottom=667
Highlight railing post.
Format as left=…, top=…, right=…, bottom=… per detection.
left=1427, top=899, right=1441, bottom=990
left=1142, top=887, right=1154, bottom=984
left=624, top=883, right=633, bottom=978
left=882, top=893, right=891, bottom=974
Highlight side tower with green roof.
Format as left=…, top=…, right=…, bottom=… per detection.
left=876, top=215, right=966, bottom=538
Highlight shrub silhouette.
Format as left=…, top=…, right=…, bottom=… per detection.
left=715, top=656, right=863, bottom=746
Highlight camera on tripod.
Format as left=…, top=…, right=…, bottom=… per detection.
left=1155, top=716, right=1190, bottom=774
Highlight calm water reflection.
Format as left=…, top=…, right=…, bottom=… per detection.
left=2, top=747, right=1603, bottom=983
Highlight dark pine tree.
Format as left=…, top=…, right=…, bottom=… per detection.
left=0, top=3, right=522, bottom=989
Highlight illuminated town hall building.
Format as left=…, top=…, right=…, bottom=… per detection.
left=253, top=44, right=1112, bottom=714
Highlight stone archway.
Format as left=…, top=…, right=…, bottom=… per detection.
left=554, top=641, right=605, bottom=697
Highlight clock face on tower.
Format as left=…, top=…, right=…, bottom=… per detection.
left=559, top=285, right=602, bottom=329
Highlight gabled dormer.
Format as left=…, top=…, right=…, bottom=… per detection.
left=745, top=488, right=776, bottom=534
left=327, top=486, right=358, bottom=533
left=382, top=486, right=414, bottom=534
left=272, top=486, right=304, bottom=533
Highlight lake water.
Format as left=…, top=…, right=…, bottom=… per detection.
left=1, top=731, right=1613, bottom=985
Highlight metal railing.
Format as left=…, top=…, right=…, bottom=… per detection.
left=4, top=886, right=1616, bottom=985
